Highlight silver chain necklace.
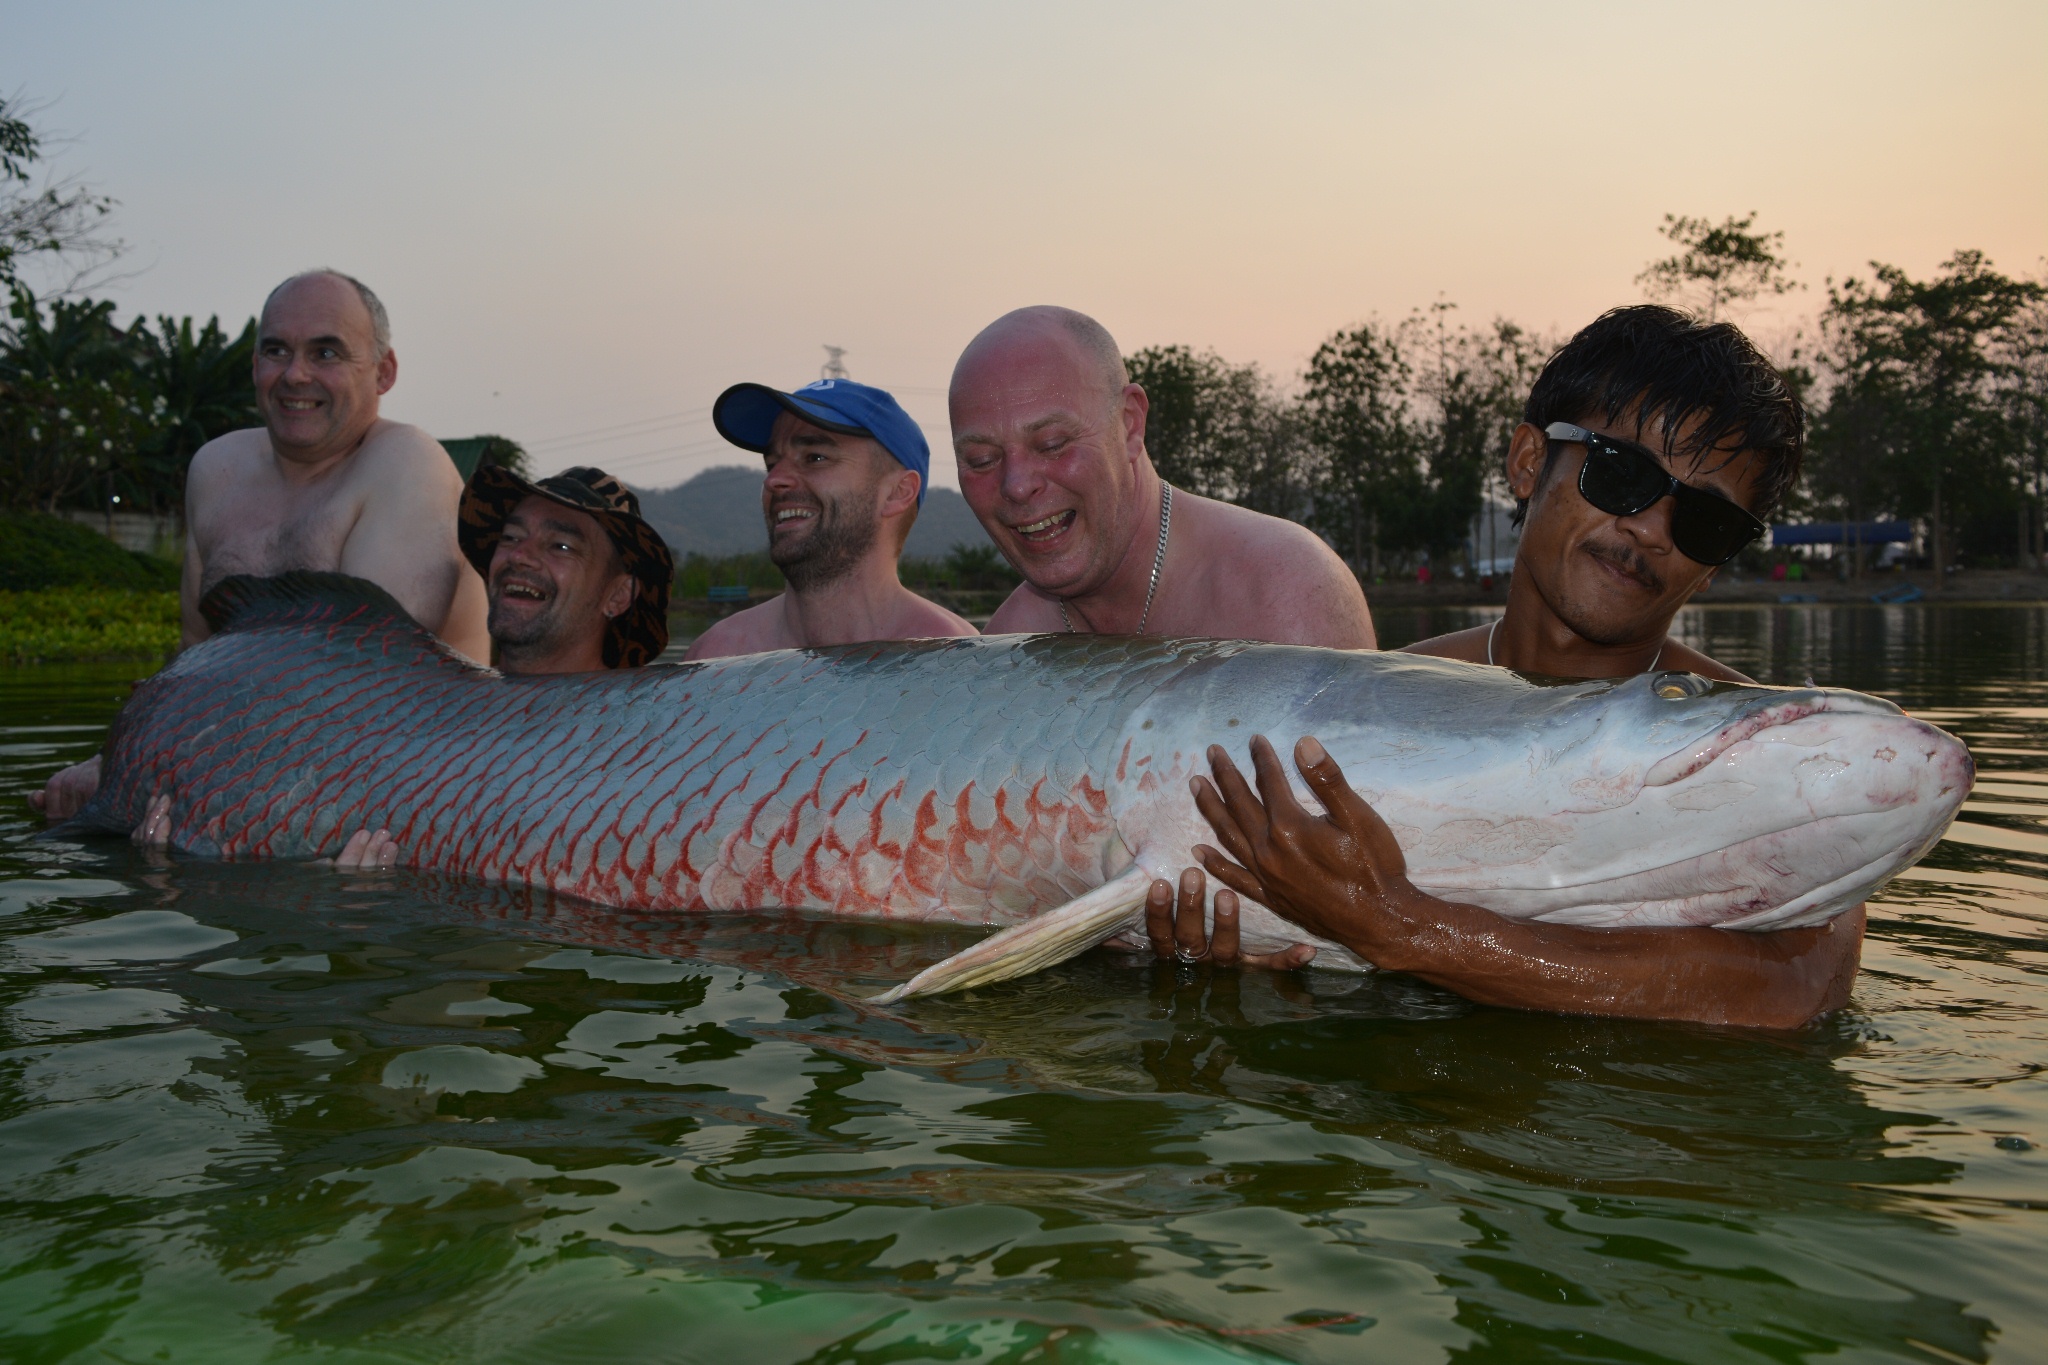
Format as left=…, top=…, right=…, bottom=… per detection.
left=1060, top=483, right=1173, bottom=635
left=1487, top=618, right=1666, bottom=672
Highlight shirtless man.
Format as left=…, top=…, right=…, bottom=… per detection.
left=1153, top=305, right=1857, bottom=1030
left=459, top=463, right=674, bottom=674
left=32, top=269, right=487, bottom=819
left=685, top=378, right=975, bottom=660
left=950, top=306, right=1376, bottom=647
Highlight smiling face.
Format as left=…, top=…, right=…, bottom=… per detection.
left=1509, top=407, right=1766, bottom=648
left=486, top=496, right=635, bottom=672
left=252, top=273, right=395, bottom=463
left=949, top=317, right=1148, bottom=598
left=760, top=411, right=911, bottom=590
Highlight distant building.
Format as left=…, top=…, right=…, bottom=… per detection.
left=1465, top=498, right=1522, bottom=577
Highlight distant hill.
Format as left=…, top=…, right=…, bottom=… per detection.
left=630, top=465, right=995, bottom=561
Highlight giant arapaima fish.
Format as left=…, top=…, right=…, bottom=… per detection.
left=71, top=574, right=1972, bottom=999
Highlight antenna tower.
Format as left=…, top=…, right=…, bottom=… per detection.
left=821, top=346, right=849, bottom=380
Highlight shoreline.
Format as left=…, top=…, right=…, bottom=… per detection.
left=669, top=568, right=2048, bottom=621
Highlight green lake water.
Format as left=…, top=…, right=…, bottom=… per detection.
left=1, top=605, right=2043, bottom=1363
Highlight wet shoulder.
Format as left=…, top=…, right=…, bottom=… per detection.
left=186, top=427, right=271, bottom=486
left=1191, top=499, right=1372, bottom=645
left=903, top=594, right=981, bottom=639
left=984, top=582, right=1063, bottom=634
left=684, top=599, right=792, bottom=661
left=1197, top=497, right=1337, bottom=570
left=353, top=421, right=462, bottom=491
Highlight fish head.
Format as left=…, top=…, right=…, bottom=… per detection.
left=1377, top=669, right=1974, bottom=930
left=1118, top=650, right=1971, bottom=940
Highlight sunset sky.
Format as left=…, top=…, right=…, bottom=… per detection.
left=6, top=1, right=2044, bottom=489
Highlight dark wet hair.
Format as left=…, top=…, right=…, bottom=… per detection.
left=1512, top=304, right=1804, bottom=526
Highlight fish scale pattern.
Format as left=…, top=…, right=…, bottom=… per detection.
left=88, top=575, right=1225, bottom=926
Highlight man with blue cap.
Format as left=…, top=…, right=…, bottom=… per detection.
left=685, top=378, right=977, bottom=660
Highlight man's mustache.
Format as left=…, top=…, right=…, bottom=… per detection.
left=1585, top=539, right=1663, bottom=593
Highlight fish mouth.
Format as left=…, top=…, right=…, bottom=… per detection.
left=1643, top=690, right=1903, bottom=788
left=1426, top=803, right=1956, bottom=931
left=1505, top=814, right=1893, bottom=928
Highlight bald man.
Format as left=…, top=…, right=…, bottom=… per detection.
left=950, top=306, right=1376, bottom=646
left=32, top=268, right=488, bottom=820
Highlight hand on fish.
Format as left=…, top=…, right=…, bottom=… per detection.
left=128, top=791, right=399, bottom=873
left=1190, top=733, right=1435, bottom=964
left=32, top=754, right=103, bottom=821
left=331, top=828, right=401, bottom=871
left=1142, top=866, right=1318, bottom=969
left=131, top=791, right=173, bottom=862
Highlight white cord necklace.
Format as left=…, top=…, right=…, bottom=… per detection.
left=1487, top=618, right=1666, bottom=672
left=1060, top=483, right=1173, bottom=635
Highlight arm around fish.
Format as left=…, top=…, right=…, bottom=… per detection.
left=1191, top=734, right=1862, bottom=1030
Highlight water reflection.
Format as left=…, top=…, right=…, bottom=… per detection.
left=0, top=606, right=2042, bottom=1362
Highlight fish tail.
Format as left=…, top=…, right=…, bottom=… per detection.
left=871, top=866, right=1155, bottom=1004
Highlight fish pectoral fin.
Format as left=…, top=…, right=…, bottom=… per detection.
left=871, top=866, right=1155, bottom=1004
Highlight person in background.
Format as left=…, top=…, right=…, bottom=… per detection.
left=685, top=378, right=975, bottom=659
left=35, top=268, right=487, bottom=819
left=457, top=463, right=673, bottom=675
left=949, top=305, right=1376, bottom=647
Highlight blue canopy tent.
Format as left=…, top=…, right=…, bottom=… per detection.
left=1769, top=521, right=1915, bottom=547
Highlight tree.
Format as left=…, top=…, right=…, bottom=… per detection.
left=0, top=94, right=121, bottom=296
left=2004, top=291, right=2048, bottom=566
left=1299, top=321, right=1418, bottom=575
left=1126, top=344, right=1306, bottom=516
left=130, top=312, right=259, bottom=513
left=1, top=291, right=259, bottom=517
left=1402, top=305, right=1550, bottom=566
left=0, top=289, right=165, bottom=514
left=471, top=434, right=532, bottom=478
left=1637, top=212, right=1799, bottom=321
left=1128, top=344, right=1244, bottom=499
left=1815, top=251, right=2046, bottom=580
left=1801, top=373, right=1891, bottom=575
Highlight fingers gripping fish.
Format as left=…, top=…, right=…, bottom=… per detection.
left=73, top=574, right=1971, bottom=1001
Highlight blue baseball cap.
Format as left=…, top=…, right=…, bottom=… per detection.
left=712, top=378, right=930, bottom=505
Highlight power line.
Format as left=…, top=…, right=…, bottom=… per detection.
left=550, top=435, right=745, bottom=479
left=525, top=404, right=715, bottom=450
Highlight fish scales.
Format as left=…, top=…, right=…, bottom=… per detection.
left=92, top=577, right=1184, bottom=927
left=76, top=574, right=1973, bottom=997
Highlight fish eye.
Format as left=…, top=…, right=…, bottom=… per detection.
left=1653, top=671, right=1711, bottom=700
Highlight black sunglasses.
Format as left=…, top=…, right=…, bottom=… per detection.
left=1545, top=422, right=1765, bottom=566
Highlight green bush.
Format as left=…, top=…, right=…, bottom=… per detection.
left=670, top=546, right=1022, bottom=600
left=673, top=551, right=786, bottom=599
left=902, top=544, right=1021, bottom=592
left=0, top=586, right=179, bottom=663
left=0, top=512, right=180, bottom=591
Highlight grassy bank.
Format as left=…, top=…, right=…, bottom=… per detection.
left=0, top=588, right=180, bottom=664
left=0, top=512, right=183, bottom=662
left=1, top=512, right=182, bottom=592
